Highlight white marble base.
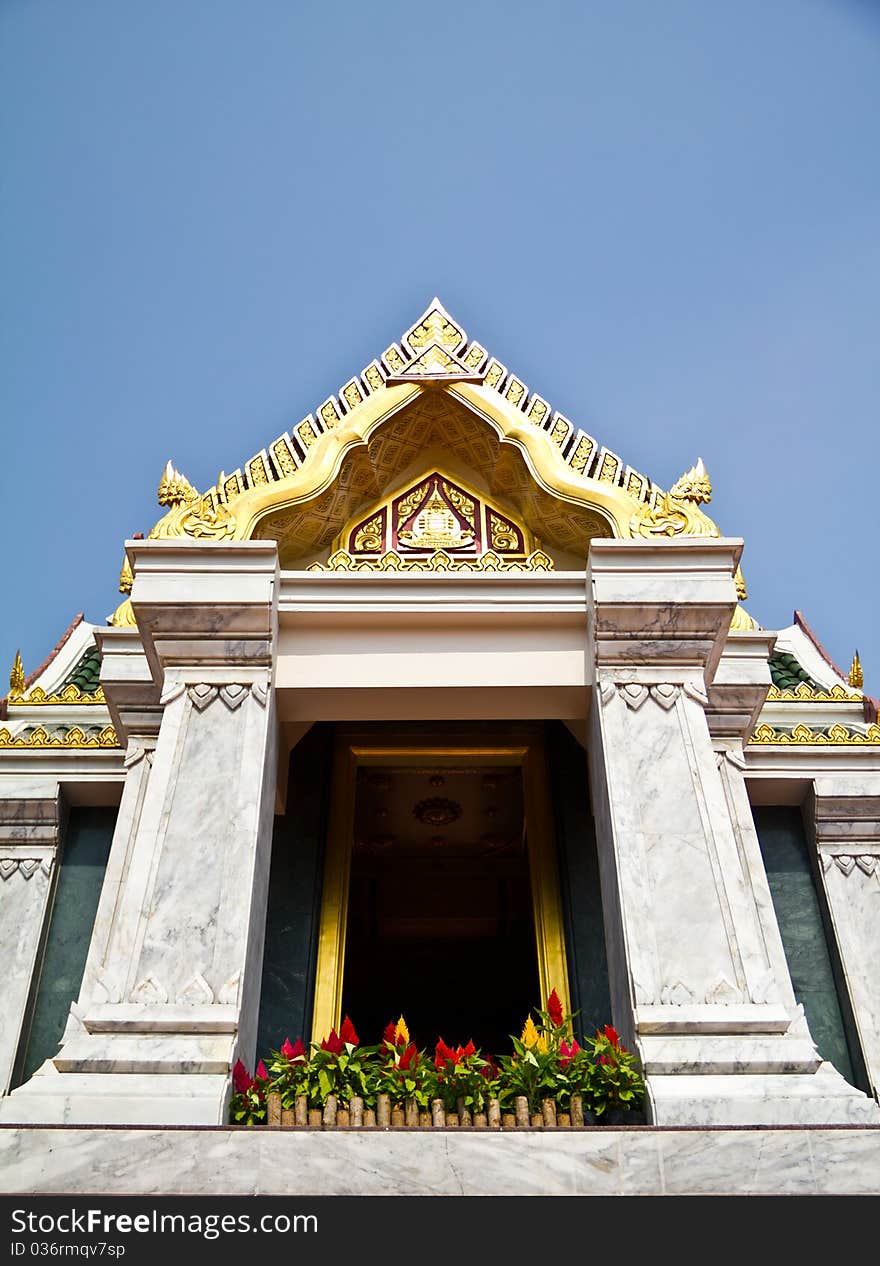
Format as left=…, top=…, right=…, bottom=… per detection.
left=0, top=1066, right=230, bottom=1126
left=1, top=1124, right=879, bottom=1195
left=648, top=1066, right=880, bottom=1126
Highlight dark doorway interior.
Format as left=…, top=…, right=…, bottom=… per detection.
left=340, top=762, right=539, bottom=1052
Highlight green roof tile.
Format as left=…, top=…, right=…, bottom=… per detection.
left=769, top=651, right=819, bottom=691
left=61, top=644, right=102, bottom=694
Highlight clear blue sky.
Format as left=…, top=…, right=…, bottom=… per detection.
left=2, top=1, right=878, bottom=691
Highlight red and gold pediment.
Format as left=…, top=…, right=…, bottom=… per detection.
left=339, top=471, right=540, bottom=562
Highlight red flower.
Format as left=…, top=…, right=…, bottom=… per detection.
left=597, top=1054, right=608, bottom=1065
left=339, top=1015, right=359, bottom=1046
left=321, top=1029, right=344, bottom=1055
left=255, top=1060, right=268, bottom=1081
left=280, top=1037, right=306, bottom=1061
left=560, top=1039, right=581, bottom=1069
left=547, top=989, right=564, bottom=1028
left=434, top=1038, right=458, bottom=1071
left=479, top=1053, right=499, bottom=1081
left=383, top=1021, right=397, bottom=1047
left=399, top=1043, right=418, bottom=1071
left=461, top=1039, right=476, bottom=1059
left=232, top=1059, right=253, bottom=1094
left=603, top=1025, right=620, bottom=1048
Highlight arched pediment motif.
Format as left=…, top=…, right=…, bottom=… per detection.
left=137, top=299, right=720, bottom=576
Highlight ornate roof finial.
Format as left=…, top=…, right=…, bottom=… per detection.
left=119, top=554, right=133, bottom=595
left=670, top=457, right=712, bottom=504
left=734, top=565, right=747, bottom=601
left=9, top=650, right=25, bottom=699
left=157, top=460, right=199, bottom=509
left=849, top=650, right=864, bottom=689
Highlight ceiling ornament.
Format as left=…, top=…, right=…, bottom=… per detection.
left=413, top=797, right=462, bottom=826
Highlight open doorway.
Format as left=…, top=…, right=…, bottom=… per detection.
left=312, top=726, right=571, bottom=1051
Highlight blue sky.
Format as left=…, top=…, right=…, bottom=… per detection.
left=2, top=1, right=878, bottom=692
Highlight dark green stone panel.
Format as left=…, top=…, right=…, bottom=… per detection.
left=257, top=723, right=333, bottom=1055
left=18, top=806, right=116, bottom=1084
left=753, top=805, right=857, bottom=1085
left=546, top=722, right=612, bottom=1035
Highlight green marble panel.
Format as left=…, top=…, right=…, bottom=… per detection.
left=546, top=722, right=612, bottom=1034
left=257, top=723, right=333, bottom=1055
left=753, top=805, right=859, bottom=1086
left=18, top=806, right=116, bottom=1084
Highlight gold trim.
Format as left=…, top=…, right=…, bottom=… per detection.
left=8, top=683, right=106, bottom=706
left=0, top=724, right=120, bottom=749
left=311, top=730, right=572, bottom=1042
left=310, top=548, right=554, bottom=574
left=8, top=651, right=25, bottom=699
left=849, top=651, right=864, bottom=689
left=765, top=683, right=863, bottom=703
left=749, top=722, right=880, bottom=746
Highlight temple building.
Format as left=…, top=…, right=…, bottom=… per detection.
left=1, top=300, right=879, bottom=1195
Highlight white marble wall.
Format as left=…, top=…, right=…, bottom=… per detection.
left=0, top=542, right=280, bottom=1126
left=0, top=779, right=61, bottom=1094
left=2, top=1124, right=879, bottom=1196
left=586, top=539, right=879, bottom=1126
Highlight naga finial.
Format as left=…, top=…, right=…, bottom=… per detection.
left=9, top=650, right=25, bottom=699
left=158, top=460, right=199, bottom=509
left=734, top=564, right=747, bottom=601
left=669, top=457, right=712, bottom=504
left=849, top=650, right=864, bottom=689
left=119, top=553, right=133, bottom=595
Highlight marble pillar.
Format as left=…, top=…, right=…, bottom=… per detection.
left=0, top=779, right=62, bottom=1095
left=807, top=777, right=880, bottom=1101
left=586, top=538, right=878, bottom=1125
left=0, top=541, right=280, bottom=1125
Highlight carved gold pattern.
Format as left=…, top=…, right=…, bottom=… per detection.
left=9, top=651, right=25, bottom=699
left=630, top=490, right=720, bottom=540
left=463, top=343, right=487, bottom=370
left=396, top=480, right=430, bottom=527
left=311, top=548, right=554, bottom=573
left=441, top=481, right=475, bottom=527
left=670, top=457, right=712, bottom=504
left=0, top=724, right=120, bottom=749
left=157, top=461, right=198, bottom=509
left=730, top=605, right=760, bottom=633
left=8, top=682, right=106, bottom=706
left=398, top=482, right=474, bottom=550
left=224, top=473, right=243, bottom=499
left=271, top=438, right=298, bottom=478
left=489, top=512, right=520, bottom=552
left=735, top=565, right=747, bottom=601
left=549, top=417, right=568, bottom=447
left=749, top=722, right=880, bottom=746
left=528, top=399, right=548, bottom=426
left=109, top=598, right=137, bottom=629
left=119, top=554, right=133, bottom=595
left=383, top=345, right=406, bottom=373
left=353, top=514, right=384, bottom=553
left=505, top=379, right=526, bottom=407
left=766, top=682, right=863, bottom=703
left=484, top=361, right=505, bottom=389
left=298, top=420, right=318, bottom=449
left=849, top=651, right=864, bottom=689
left=343, top=381, right=364, bottom=410
left=320, top=400, right=341, bottom=430
left=397, top=345, right=460, bottom=377
left=569, top=437, right=594, bottom=474
left=598, top=454, right=619, bottom=484
left=248, top=456, right=269, bottom=487
left=404, top=308, right=464, bottom=354
left=364, top=364, right=384, bottom=392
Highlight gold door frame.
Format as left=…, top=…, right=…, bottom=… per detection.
left=311, top=724, right=571, bottom=1040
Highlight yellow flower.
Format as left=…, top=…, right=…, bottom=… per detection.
left=536, top=1034, right=549, bottom=1055
left=394, top=1015, right=410, bottom=1046
left=520, top=1015, right=540, bottom=1049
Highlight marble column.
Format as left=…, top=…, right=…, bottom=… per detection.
left=0, top=541, right=279, bottom=1125
left=0, top=779, right=62, bottom=1095
left=586, top=538, right=878, bottom=1125
left=807, top=777, right=880, bottom=1101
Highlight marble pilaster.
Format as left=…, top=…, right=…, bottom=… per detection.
left=0, top=541, right=280, bottom=1125
left=0, top=779, right=62, bottom=1094
left=586, top=538, right=878, bottom=1125
left=807, top=776, right=880, bottom=1101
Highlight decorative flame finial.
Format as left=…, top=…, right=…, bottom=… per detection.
left=158, top=460, right=199, bottom=509
left=849, top=650, right=864, bottom=689
left=119, top=554, right=133, bottom=595
left=9, top=651, right=25, bottom=699
left=734, top=565, right=747, bottom=601
left=669, top=457, right=712, bottom=504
